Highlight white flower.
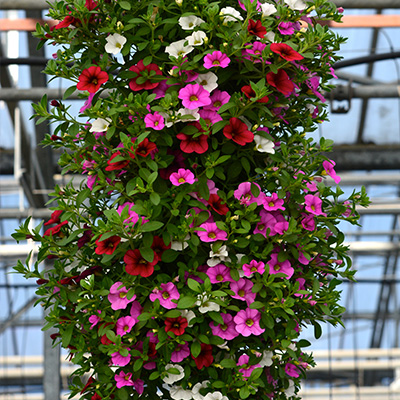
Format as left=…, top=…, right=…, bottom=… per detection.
left=163, top=364, right=185, bottom=385
left=165, top=39, right=194, bottom=58
left=171, top=234, right=190, bottom=251
left=265, top=31, right=275, bottom=42
left=259, top=351, right=273, bottom=367
left=207, top=244, right=231, bottom=267
left=170, top=386, right=193, bottom=400
left=204, top=392, right=228, bottom=400
left=186, top=30, right=207, bottom=46
left=191, top=381, right=210, bottom=400
left=179, top=15, right=205, bottom=30
left=195, top=72, right=218, bottom=93
left=196, top=293, right=220, bottom=313
left=285, top=380, right=296, bottom=397
left=89, top=118, right=111, bottom=132
left=104, top=33, right=127, bottom=55
left=254, top=135, right=275, bottom=154
left=284, top=0, right=307, bottom=10
left=179, top=309, right=196, bottom=326
left=260, top=3, right=277, bottom=17
left=220, top=7, right=243, bottom=23
left=217, top=341, right=230, bottom=351
left=177, top=107, right=200, bottom=122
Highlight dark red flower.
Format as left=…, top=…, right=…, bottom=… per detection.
left=135, top=138, right=157, bottom=157
left=241, top=85, right=269, bottom=103
left=95, top=235, right=121, bottom=255
left=266, top=69, right=294, bottom=96
left=129, top=60, right=162, bottom=91
left=248, top=19, right=266, bottom=38
left=270, top=43, right=303, bottom=61
left=44, top=210, right=63, bottom=226
left=91, top=394, right=102, bottom=400
left=36, top=278, right=49, bottom=285
left=151, top=236, right=171, bottom=260
left=223, top=117, right=254, bottom=146
left=85, top=0, right=98, bottom=11
left=75, top=266, right=102, bottom=283
left=55, top=15, right=77, bottom=30
left=44, top=220, right=68, bottom=237
left=207, top=194, right=229, bottom=215
left=77, top=225, right=94, bottom=248
left=165, top=316, right=188, bottom=336
left=192, top=343, right=213, bottom=369
left=177, top=123, right=209, bottom=154
left=81, top=376, right=96, bottom=394
left=124, top=249, right=158, bottom=277
left=105, top=151, right=130, bottom=171
left=77, top=66, right=109, bottom=93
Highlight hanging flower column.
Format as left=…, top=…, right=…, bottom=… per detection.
left=14, top=0, right=369, bottom=399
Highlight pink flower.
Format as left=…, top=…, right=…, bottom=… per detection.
left=203, top=51, right=231, bottom=69
left=267, top=253, right=294, bottom=279
left=108, top=282, right=136, bottom=311
left=79, top=93, right=95, bottom=113
left=149, top=282, right=180, bottom=309
left=234, top=308, right=265, bottom=337
left=278, top=21, right=296, bottom=35
left=234, top=182, right=266, bottom=206
left=171, top=342, right=190, bottom=362
left=111, top=350, right=131, bottom=366
left=242, top=260, right=265, bottom=277
left=199, top=109, right=223, bottom=127
left=285, top=362, right=300, bottom=378
left=205, top=89, right=231, bottom=111
left=254, top=210, right=288, bottom=237
left=197, top=222, right=228, bottom=242
left=116, top=316, right=136, bottom=336
left=115, top=371, right=134, bottom=388
left=130, top=301, right=143, bottom=324
left=88, top=310, right=101, bottom=329
left=242, top=42, right=267, bottom=63
left=304, top=194, right=326, bottom=216
left=178, top=83, right=211, bottom=109
left=170, top=168, right=196, bottom=186
left=323, top=159, right=340, bottom=184
left=144, top=111, right=165, bottom=130
left=237, top=354, right=261, bottom=378
left=230, top=278, right=256, bottom=305
left=206, top=264, right=233, bottom=283
left=209, top=313, right=239, bottom=340
left=264, top=192, right=285, bottom=211
left=301, top=213, right=315, bottom=231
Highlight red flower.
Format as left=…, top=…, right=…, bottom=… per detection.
left=44, top=220, right=68, bottom=237
left=44, top=210, right=63, bottom=226
left=124, top=249, right=158, bottom=277
left=81, top=376, right=96, bottom=394
left=241, top=85, right=269, bottom=103
left=270, top=43, right=303, bottom=61
left=177, top=122, right=209, bottom=154
left=85, top=0, right=98, bottom=10
left=55, top=15, right=77, bottom=30
left=95, top=235, right=121, bottom=255
left=208, top=194, right=229, bottom=215
left=105, top=151, right=130, bottom=171
left=192, top=343, right=213, bottom=369
left=151, top=236, right=171, bottom=260
left=266, top=69, right=294, bottom=96
left=223, top=118, right=254, bottom=146
left=129, top=60, right=162, bottom=91
left=165, top=316, right=188, bottom=336
left=77, top=66, right=109, bottom=93
left=135, top=138, right=158, bottom=157
left=92, top=394, right=102, bottom=400
left=248, top=19, right=266, bottom=38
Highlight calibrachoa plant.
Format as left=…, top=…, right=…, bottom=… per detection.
left=13, top=0, right=369, bottom=399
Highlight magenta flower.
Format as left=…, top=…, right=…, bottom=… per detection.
left=242, top=42, right=267, bottom=63
left=149, top=282, right=180, bottom=309
left=234, top=182, right=266, bottom=207
left=199, top=109, right=223, bottom=127
left=206, top=264, right=233, bottom=283
left=117, top=202, right=141, bottom=226
left=111, top=350, right=131, bottom=366
left=130, top=301, right=143, bottom=324
left=323, top=159, right=341, bottom=184
left=254, top=210, right=288, bottom=237
left=197, top=222, right=228, bottom=242
left=178, top=83, right=211, bottom=109
left=267, top=253, right=294, bottom=279
left=205, top=89, right=231, bottom=111
left=108, top=282, right=136, bottom=311
left=278, top=21, right=296, bottom=35
left=237, top=354, right=261, bottom=378
left=88, top=310, right=101, bottom=329
left=204, top=51, right=231, bottom=69
left=144, top=111, right=165, bottom=130
left=230, top=278, right=256, bottom=305
left=285, top=362, right=300, bottom=378
left=169, top=168, right=196, bottom=186
left=301, top=213, right=316, bottom=231
left=242, top=260, right=265, bottom=277
left=234, top=308, right=265, bottom=337
left=209, top=312, right=239, bottom=340
left=79, top=93, right=95, bottom=113
left=171, top=342, right=190, bottom=362
left=264, top=192, right=285, bottom=211
left=116, top=316, right=136, bottom=336
left=115, top=371, right=134, bottom=388
left=304, top=194, right=326, bottom=216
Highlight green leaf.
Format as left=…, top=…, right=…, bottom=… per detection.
left=161, top=249, right=179, bottom=263
left=76, top=188, right=90, bottom=208
left=140, top=247, right=154, bottom=262
left=239, top=386, right=250, bottom=399
left=177, top=296, right=197, bottom=308
left=187, top=278, right=201, bottom=293
left=313, top=321, right=322, bottom=339
left=249, top=301, right=264, bottom=310
left=63, top=85, right=77, bottom=100
left=119, top=0, right=131, bottom=9
left=141, top=221, right=164, bottom=232
left=220, top=358, right=236, bottom=368
left=212, top=381, right=226, bottom=388
left=150, top=192, right=160, bottom=205
left=249, top=367, right=263, bottom=380
left=61, top=324, right=74, bottom=348
left=191, top=341, right=201, bottom=358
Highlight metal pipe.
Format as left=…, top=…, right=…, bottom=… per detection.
left=0, top=0, right=48, bottom=9
left=333, top=0, right=400, bottom=8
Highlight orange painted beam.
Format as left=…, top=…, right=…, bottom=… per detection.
left=329, top=14, right=400, bottom=28
left=0, top=18, right=57, bottom=32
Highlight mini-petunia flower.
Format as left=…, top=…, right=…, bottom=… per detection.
left=278, top=21, right=297, bottom=35
left=267, top=253, right=294, bottom=279
left=304, top=194, right=326, bottom=216
left=209, top=312, right=239, bottom=341
left=264, top=192, right=285, bottom=211
left=165, top=39, right=194, bottom=58
left=254, top=135, right=275, bottom=153
left=323, top=159, right=341, bottom=184
left=285, top=0, right=307, bottom=10
left=270, top=42, right=303, bottom=61
left=178, top=83, right=211, bottom=109
left=186, top=30, right=207, bottom=46
left=176, top=131, right=209, bottom=154
left=206, top=264, right=233, bottom=284
left=266, top=69, right=294, bottom=96
left=165, top=316, right=188, bottom=336
left=192, top=381, right=210, bottom=400
left=149, top=282, right=180, bottom=309
left=129, top=60, right=162, bottom=91
left=230, top=278, right=256, bottom=305
left=144, top=111, right=165, bottom=130
left=220, top=7, right=243, bottom=23
left=237, top=354, right=261, bottom=378
left=207, top=244, right=231, bottom=267
left=204, top=51, right=231, bottom=69
left=163, top=364, right=185, bottom=384
left=223, top=117, right=254, bottom=145
left=195, top=72, right=218, bottom=93
left=169, top=168, right=196, bottom=186
left=111, top=350, right=131, bottom=366
left=77, top=66, right=108, bottom=93
left=124, top=249, right=158, bottom=277
left=248, top=19, right=266, bottom=38
left=115, top=371, right=134, bottom=389
left=234, top=182, right=266, bottom=206
left=95, top=235, right=121, bottom=255
left=171, top=342, right=190, bottom=363
left=178, top=15, right=205, bottom=30
left=242, top=260, right=265, bottom=277
left=170, top=386, right=193, bottom=400
left=196, top=292, right=220, bottom=313
left=260, top=3, right=277, bottom=16
left=108, top=281, right=136, bottom=310
left=105, top=33, right=127, bottom=55
left=197, top=222, right=228, bottom=242
left=89, top=117, right=111, bottom=132
left=234, top=308, right=265, bottom=337
left=116, top=316, right=136, bottom=336
left=191, top=343, right=213, bottom=369
left=205, top=89, right=231, bottom=111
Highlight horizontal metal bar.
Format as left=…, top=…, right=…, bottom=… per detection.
left=332, top=0, right=400, bottom=8
left=345, top=241, right=400, bottom=253
left=0, top=208, right=52, bottom=219
left=0, top=0, right=48, bottom=9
